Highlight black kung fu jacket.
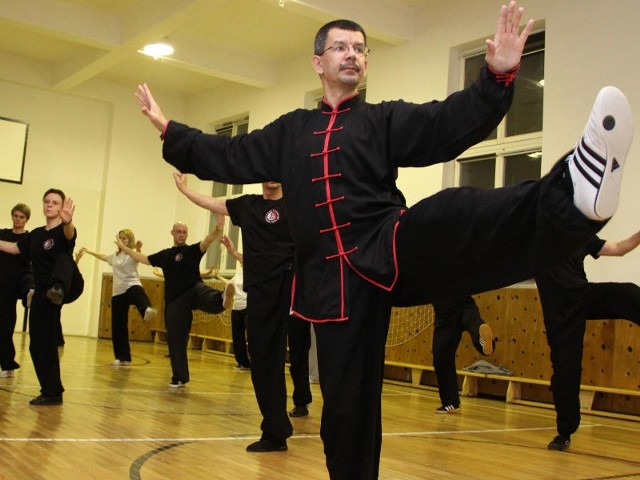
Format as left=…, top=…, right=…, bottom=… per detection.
left=163, top=67, right=514, bottom=322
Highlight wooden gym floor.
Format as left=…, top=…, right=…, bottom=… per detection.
left=0, top=333, right=639, bottom=480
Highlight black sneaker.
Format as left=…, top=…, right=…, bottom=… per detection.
left=30, top=394, right=63, bottom=406
left=435, top=404, right=460, bottom=414
left=288, top=405, right=309, bottom=417
left=46, top=284, right=65, bottom=305
left=548, top=435, right=571, bottom=451
left=246, top=438, right=288, bottom=452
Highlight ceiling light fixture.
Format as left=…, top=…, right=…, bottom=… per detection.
left=139, top=41, right=174, bottom=60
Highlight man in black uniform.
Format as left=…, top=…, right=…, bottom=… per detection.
left=173, top=173, right=311, bottom=452
left=536, top=231, right=640, bottom=451
left=117, top=216, right=230, bottom=387
left=0, top=203, right=32, bottom=379
left=432, top=296, right=494, bottom=413
left=0, top=189, right=77, bottom=405
left=134, top=3, right=634, bottom=478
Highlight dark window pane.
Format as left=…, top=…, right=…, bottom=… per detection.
left=506, top=49, right=544, bottom=136
left=503, top=152, right=541, bottom=187
left=459, top=156, right=495, bottom=189
left=465, top=31, right=545, bottom=141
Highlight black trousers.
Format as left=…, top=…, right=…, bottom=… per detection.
left=29, top=290, right=64, bottom=396
left=231, top=309, right=251, bottom=368
left=0, top=281, right=22, bottom=371
left=165, top=282, right=224, bottom=384
left=246, top=268, right=311, bottom=441
left=432, top=297, right=485, bottom=407
left=543, top=282, right=640, bottom=438
left=111, top=285, right=152, bottom=362
left=288, top=315, right=312, bottom=408
left=316, top=158, right=603, bottom=480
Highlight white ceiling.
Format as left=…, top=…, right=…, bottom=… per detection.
left=0, top=0, right=440, bottom=97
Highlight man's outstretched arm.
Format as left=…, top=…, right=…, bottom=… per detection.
left=599, top=230, right=640, bottom=257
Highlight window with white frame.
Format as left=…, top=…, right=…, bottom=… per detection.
left=206, top=117, right=248, bottom=273
left=456, top=31, right=545, bottom=188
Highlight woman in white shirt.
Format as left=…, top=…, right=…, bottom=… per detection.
left=81, top=229, right=157, bottom=366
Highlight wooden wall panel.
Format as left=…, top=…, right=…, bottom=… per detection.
left=98, top=273, right=163, bottom=341
left=384, top=286, right=640, bottom=397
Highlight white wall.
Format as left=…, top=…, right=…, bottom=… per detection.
left=1, top=0, right=639, bottom=336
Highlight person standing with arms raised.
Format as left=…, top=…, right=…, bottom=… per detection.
left=134, top=3, right=633, bottom=477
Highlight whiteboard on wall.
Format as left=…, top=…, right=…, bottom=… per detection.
left=0, top=116, right=28, bottom=184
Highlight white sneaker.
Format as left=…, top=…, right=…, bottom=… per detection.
left=569, top=86, right=633, bottom=221
left=143, top=307, right=158, bottom=321
left=112, top=360, right=131, bottom=366
left=0, top=370, right=14, bottom=378
left=168, top=380, right=186, bottom=388
left=223, top=283, right=235, bottom=310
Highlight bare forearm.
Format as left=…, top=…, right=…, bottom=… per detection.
left=0, top=240, right=19, bottom=255
left=600, top=231, right=640, bottom=256
left=63, top=221, right=75, bottom=240
left=230, top=250, right=243, bottom=265
left=180, top=186, right=228, bottom=215
left=120, top=245, right=150, bottom=265
left=83, top=249, right=108, bottom=262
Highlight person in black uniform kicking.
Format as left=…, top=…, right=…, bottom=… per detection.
left=0, top=203, right=32, bottom=379
left=0, top=189, right=78, bottom=405
left=173, top=173, right=312, bottom=452
left=432, top=296, right=494, bottom=413
left=134, top=2, right=634, bottom=477
left=116, top=216, right=232, bottom=387
left=536, top=231, right=640, bottom=451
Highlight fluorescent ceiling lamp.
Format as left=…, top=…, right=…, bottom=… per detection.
left=140, top=42, right=174, bottom=59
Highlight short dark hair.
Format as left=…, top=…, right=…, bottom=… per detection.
left=43, top=188, right=65, bottom=202
left=314, top=19, right=367, bottom=55
left=11, top=203, right=31, bottom=220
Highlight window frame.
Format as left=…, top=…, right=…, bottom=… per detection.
left=452, top=30, right=545, bottom=189
left=205, top=116, right=248, bottom=275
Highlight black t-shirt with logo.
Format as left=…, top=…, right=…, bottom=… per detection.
left=226, top=195, right=294, bottom=289
left=16, top=223, right=76, bottom=289
left=147, top=243, right=204, bottom=303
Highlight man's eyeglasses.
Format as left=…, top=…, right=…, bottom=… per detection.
left=320, top=41, right=370, bottom=58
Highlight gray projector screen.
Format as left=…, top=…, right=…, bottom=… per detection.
left=0, top=116, right=28, bottom=184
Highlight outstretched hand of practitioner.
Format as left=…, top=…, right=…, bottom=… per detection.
left=173, top=172, right=189, bottom=193
left=485, top=1, right=534, bottom=72
left=134, top=83, right=168, bottom=132
left=60, top=197, right=75, bottom=225
left=114, top=234, right=126, bottom=251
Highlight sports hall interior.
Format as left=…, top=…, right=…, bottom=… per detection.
left=1, top=1, right=639, bottom=479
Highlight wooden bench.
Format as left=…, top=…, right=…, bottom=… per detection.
left=384, top=359, right=640, bottom=421
left=150, top=328, right=168, bottom=344
left=188, top=334, right=233, bottom=356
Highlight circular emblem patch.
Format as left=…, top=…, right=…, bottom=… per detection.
left=43, top=238, right=55, bottom=250
left=265, top=209, right=280, bottom=224
left=174, top=253, right=184, bottom=262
